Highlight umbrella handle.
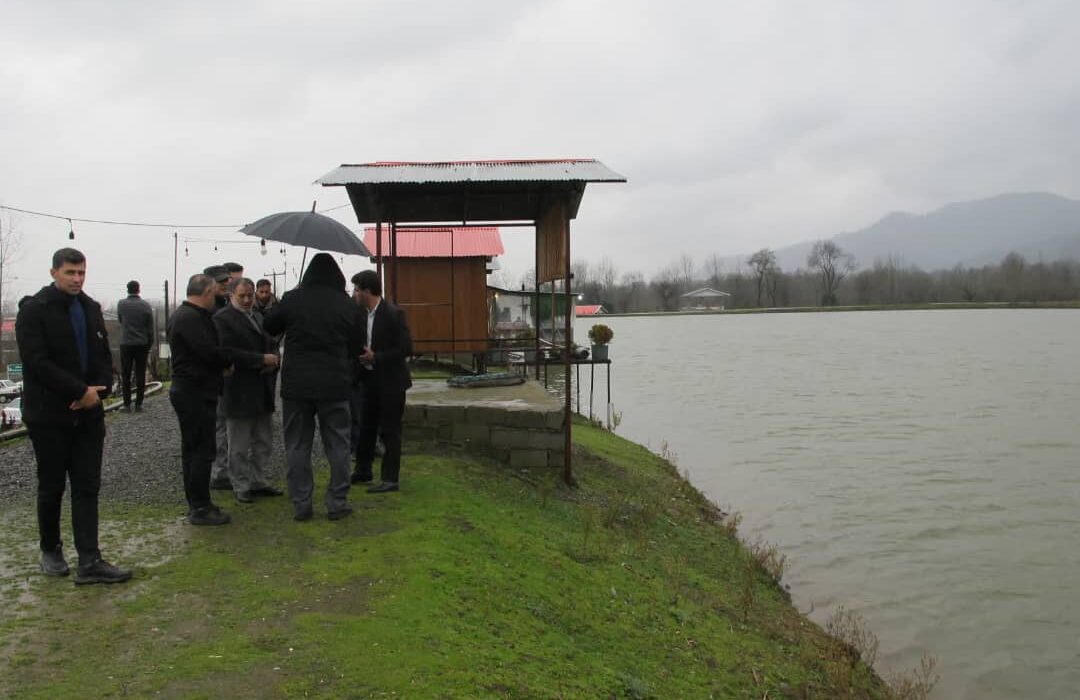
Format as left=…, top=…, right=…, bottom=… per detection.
left=299, top=247, right=309, bottom=282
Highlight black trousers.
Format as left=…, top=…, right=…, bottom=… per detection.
left=169, top=389, right=217, bottom=509
left=356, top=380, right=405, bottom=483
left=27, top=417, right=105, bottom=563
left=120, top=344, right=151, bottom=407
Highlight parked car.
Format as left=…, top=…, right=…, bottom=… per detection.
left=0, top=397, right=21, bottom=429
left=0, top=379, right=21, bottom=404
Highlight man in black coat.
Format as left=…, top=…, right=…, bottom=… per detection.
left=352, top=270, right=413, bottom=493
left=214, top=278, right=282, bottom=503
left=168, top=274, right=279, bottom=526
left=264, top=254, right=364, bottom=522
left=15, top=248, right=132, bottom=585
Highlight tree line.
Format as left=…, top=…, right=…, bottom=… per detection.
left=562, top=242, right=1080, bottom=313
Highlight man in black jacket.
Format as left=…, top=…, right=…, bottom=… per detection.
left=15, top=248, right=132, bottom=584
left=214, top=278, right=282, bottom=503
left=264, top=254, right=364, bottom=521
left=116, top=279, right=154, bottom=412
left=352, top=270, right=413, bottom=494
left=168, top=274, right=278, bottom=526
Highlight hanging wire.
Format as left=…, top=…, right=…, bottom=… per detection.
left=0, top=201, right=354, bottom=229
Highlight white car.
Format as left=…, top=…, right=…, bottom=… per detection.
left=0, top=379, right=21, bottom=404
left=0, top=397, right=20, bottom=429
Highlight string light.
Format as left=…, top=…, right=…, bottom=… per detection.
left=260, top=239, right=267, bottom=256
left=67, top=218, right=75, bottom=240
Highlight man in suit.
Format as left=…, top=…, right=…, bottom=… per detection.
left=116, top=279, right=155, bottom=412
left=202, top=265, right=233, bottom=490
left=214, top=278, right=283, bottom=504
left=264, top=254, right=364, bottom=521
left=351, top=270, right=413, bottom=494
left=15, top=247, right=131, bottom=584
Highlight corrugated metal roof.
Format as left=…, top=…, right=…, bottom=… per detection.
left=574, top=305, right=605, bottom=316
left=318, top=159, right=626, bottom=185
left=681, top=287, right=732, bottom=298
left=364, top=226, right=504, bottom=258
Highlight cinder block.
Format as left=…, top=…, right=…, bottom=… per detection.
left=500, top=410, right=548, bottom=430
left=425, top=405, right=466, bottom=424
left=544, top=411, right=565, bottom=430
left=548, top=450, right=567, bottom=468
left=490, top=427, right=534, bottom=449
left=509, top=449, right=549, bottom=468
left=451, top=422, right=490, bottom=445
left=435, top=423, right=454, bottom=441
left=527, top=430, right=567, bottom=451
left=465, top=405, right=502, bottom=426
left=403, top=425, right=435, bottom=442
left=402, top=404, right=425, bottom=424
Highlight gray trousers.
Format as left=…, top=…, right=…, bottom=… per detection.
left=226, top=413, right=273, bottom=494
left=282, top=399, right=351, bottom=513
left=211, top=401, right=229, bottom=482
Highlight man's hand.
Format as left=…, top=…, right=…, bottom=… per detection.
left=359, top=347, right=375, bottom=366
left=69, top=385, right=107, bottom=410
left=223, top=365, right=235, bottom=377
left=263, top=354, right=280, bottom=369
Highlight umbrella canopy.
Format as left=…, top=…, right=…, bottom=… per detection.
left=239, top=211, right=371, bottom=256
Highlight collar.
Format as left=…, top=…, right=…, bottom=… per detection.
left=181, top=300, right=213, bottom=317
left=368, top=299, right=381, bottom=315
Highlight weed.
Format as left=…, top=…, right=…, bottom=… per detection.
left=886, top=654, right=939, bottom=700
left=617, top=672, right=655, bottom=700
left=720, top=511, right=743, bottom=539
left=658, top=440, right=678, bottom=465
left=743, top=537, right=787, bottom=583
left=825, top=605, right=880, bottom=668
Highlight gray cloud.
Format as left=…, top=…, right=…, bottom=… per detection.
left=3, top=0, right=1079, bottom=303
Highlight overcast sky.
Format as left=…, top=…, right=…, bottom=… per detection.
left=2, top=0, right=1079, bottom=305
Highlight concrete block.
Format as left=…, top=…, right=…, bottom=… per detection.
left=425, top=405, right=466, bottom=425
left=500, top=409, right=548, bottom=430
left=451, top=422, right=491, bottom=445
left=490, top=427, right=534, bottom=450
left=530, top=430, right=568, bottom=452
left=403, top=425, right=436, bottom=443
left=544, top=410, right=565, bottom=430
left=548, top=450, right=567, bottom=468
left=402, top=404, right=425, bottom=425
left=509, top=449, right=549, bottom=468
left=435, top=423, right=454, bottom=441
left=465, top=405, right=503, bottom=426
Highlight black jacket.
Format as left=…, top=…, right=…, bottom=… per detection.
left=116, top=294, right=155, bottom=346
left=15, top=284, right=113, bottom=426
left=263, top=254, right=364, bottom=401
left=359, top=299, right=413, bottom=394
left=214, top=305, right=276, bottom=418
left=167, top=301, right=234, bottom=399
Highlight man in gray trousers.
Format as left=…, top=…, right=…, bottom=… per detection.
left=263, top=254, right=364, bottom=521
left=214, top=278, right=283, bottom=503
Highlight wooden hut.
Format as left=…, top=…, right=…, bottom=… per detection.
left=364, top=226, right=503, bottom=357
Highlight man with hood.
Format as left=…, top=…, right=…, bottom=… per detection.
left=263, top=254, right=364, bottom=522
left=15, top=248, right=132, bottom=584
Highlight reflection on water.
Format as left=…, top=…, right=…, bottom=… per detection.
left=581, top=310, right=1080, bottom=699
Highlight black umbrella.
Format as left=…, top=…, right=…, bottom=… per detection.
left=239, top=206, right=371, bottom=275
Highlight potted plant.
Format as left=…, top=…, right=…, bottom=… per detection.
left=588, top=323, right=613, bottom=361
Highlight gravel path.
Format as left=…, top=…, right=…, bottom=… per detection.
left=0, top=393, right=291, bottom=508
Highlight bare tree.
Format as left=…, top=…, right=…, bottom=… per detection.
left=677, top=253, right=696, bottom=288
left=704, top=253, right=725, bottom=286
left=747, top=248, right=778, bottom=307
left=0, top=212, right=24, bottom=368
left=807, top=240, right=856, bottom=306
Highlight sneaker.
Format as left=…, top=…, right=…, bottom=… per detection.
left=327, top=505, right=353, bottom=521
left=40, top=545, right=70, bottom=577
left=188, top=506, right=232, bottom=526
left=74, top=557, right=132, bottom=585
left=210, top=478, right=233, bottom=490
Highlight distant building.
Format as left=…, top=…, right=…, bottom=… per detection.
left=574, top=304, right=605, bottom=317
left=680, top=287, right=731, bottom=310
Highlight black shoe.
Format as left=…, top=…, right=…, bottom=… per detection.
left=293, top=507, right=313, bottom=522
left=188, top=506, right=232, bottom=526
left=210, top=478, right=233, bottom=490
left=40, top=546, right=69, bottom=577
left=235, top=490, right=255, bottom=504
left=251, top=485, right=284, bottom=497
left=327, top=505, right=353, bottom=521
left=74, top=557, right=132, bottom=585
left=350, top=470, right=373, bottom=485
left=134, top=405, right=143, bottom=413
left=366, top=481, right=399, bottom=494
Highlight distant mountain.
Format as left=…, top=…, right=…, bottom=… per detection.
left=769, top=193, right=1080, bottom=272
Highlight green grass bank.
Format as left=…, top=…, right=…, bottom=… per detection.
left=0, top=421, right=893, bottom=699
